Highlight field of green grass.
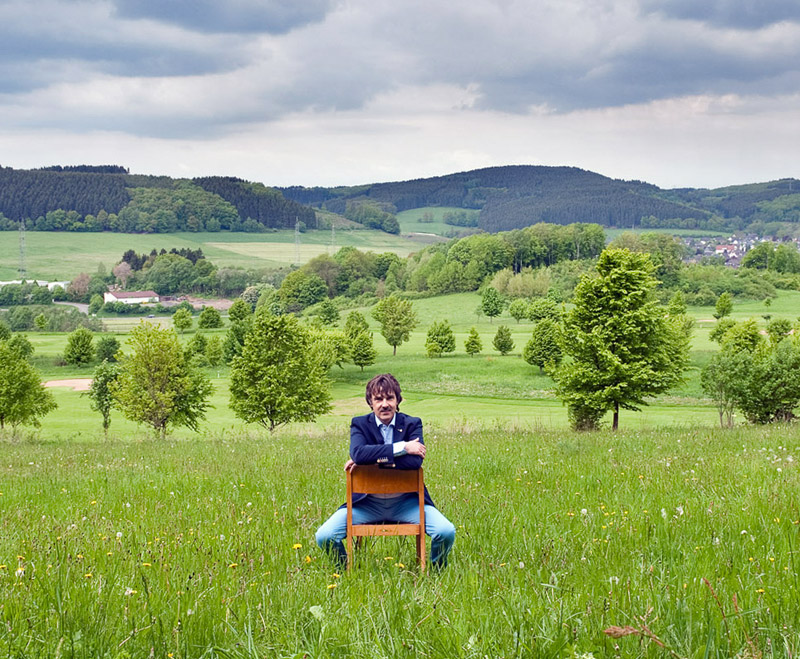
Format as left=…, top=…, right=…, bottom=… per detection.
left=0, top=230, right=426, bottom=281
left=396, top=207, right=475, bottom=238
left=3, top=424, right=800, bottom=657
left=4, top=267, right=800, bottom=655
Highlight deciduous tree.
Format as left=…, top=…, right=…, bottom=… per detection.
left=372, top=295, right=418, bottom=356
left=481, top=287, right=504, bottom=322
left=198, top=305, right=223, bottom=329
left=63, top=327, right=95, bottom=366
left=111, top=323, right=213, bottom=438
left=492, top=325, right=514, bottom=355
left=523, top=319, right=562, bottom=372
left=86, top=359, right=120, bottom=437
left=552, top=248, right=689, bottom=431
left=464, top=327, right=482, bottom=356
left=425, top=320, right=456, bottom=358
left=229, top=314, right=331, bottom=432
left=350, top=331, right=377, bottom=371
left=172, top=308, right=193, bottom=334
left=0, top=341, right=56, bottom=430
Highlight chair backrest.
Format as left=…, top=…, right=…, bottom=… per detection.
left=348, top=464, right=424, bottom=496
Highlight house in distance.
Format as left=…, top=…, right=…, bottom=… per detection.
left=103, top=290, right=160, bottom=305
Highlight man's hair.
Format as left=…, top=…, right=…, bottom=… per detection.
left=365, top=373, right=403, bottom=407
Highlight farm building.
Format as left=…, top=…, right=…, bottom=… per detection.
left=103, top=290, right=160, bottom=305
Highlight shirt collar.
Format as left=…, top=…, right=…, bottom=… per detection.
left=375, top=413, right=396, bottom=429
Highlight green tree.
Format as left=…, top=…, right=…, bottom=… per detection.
left=95, top=335, right=121, bottom=362
left=0, top=340, right=57, bottom=430
left=350, top=331, right=377, bottom=371
left=198, top=306, right=223, bottom=329
left=709, top=317, right=737, bottom=344
left=713, top=292, right=733, bottom=320
left=0, top=321, right=10, bottom=341
left=738, top=340, right=800, bottom=424
left=88, top=294, right=104, bottom=315
left=552, top=249, right=689, bottom=431
left=344, top=310, right=370, bottom=340
left=527, top=297, right=560, bottom=322
left=464, top=327, right=482, bottom=356
left=63, top=327, right=95, bottom=366
left=720, top=319, right=763, bottom=354
left=372, top=295, right=418, bottom=356
left=34, top=314, right=48, bottom=331
left=425, top=320, right=456, bottom=358
left=278, top=269, right=328, bottom=310
left=508, top=299, right=529, bottom=324
left=701, top=348, right=750, bottom=428
left=229, top=314, right=332, bottom=432
left=523, top=319, right=562, bottom=372
left=228, top=298, right=252, bottom=323
left=481, top=287, right=504, bottom=322
left=767, top=318, right=793, bottom=346
left=86, top=359, right=120, bottom=437
left=111, top=323, right=213, bottom=438
left=172, top=307, right=193, bottom=334
left=205, top=335, right=224, bottom=367
left=223, top=319, right=252, bottom=363
left=317, top=299, right=340, bottom=327
left=7, top=334, right=34, bottom=360
left=492, top=325, right=514, bottom=355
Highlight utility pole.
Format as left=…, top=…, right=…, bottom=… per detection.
left=18, top=219, right=26, bottom=280
left=294, top=217, right=301, bottom=265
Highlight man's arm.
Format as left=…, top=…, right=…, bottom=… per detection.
left=349, top=416, right=426, bottom=470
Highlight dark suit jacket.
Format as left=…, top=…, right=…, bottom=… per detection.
left=343, top=411, right=435, bottom=509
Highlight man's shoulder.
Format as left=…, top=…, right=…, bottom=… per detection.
left=396, top=411, right=422, bottom=428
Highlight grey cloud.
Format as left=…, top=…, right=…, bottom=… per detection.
left=642, top=0, right=800, bottom=29
left=110, top=0, right=336, bottom=34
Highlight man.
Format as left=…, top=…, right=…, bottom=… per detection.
left=316, top=373, right=455, bottom=568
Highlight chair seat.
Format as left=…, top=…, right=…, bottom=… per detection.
left=351, top=523, right=421, bottom=536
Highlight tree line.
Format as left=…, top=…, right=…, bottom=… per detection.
left=0, top=167, right=315, bottom=232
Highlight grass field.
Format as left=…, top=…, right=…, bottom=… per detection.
left=0, top=230, right=426, bottom=280
left=2, top=424, right=800, bottom=657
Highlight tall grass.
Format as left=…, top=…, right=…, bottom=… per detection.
left=2, top=423, right=799, bottom=657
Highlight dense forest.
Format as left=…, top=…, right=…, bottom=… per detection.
left=278, top=166, right=800, bottom=234
left=2, top=164, right=800, bottom=236
left=0, top=166, right=315, bottom=232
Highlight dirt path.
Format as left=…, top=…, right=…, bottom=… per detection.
left=44, top=378, right=93, bottom=391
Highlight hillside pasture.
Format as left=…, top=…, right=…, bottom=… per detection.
left=0, top=230, right=424, bottom=280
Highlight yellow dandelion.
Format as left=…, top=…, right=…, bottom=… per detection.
left=292, top=543, right=302, bottom=549
left=0, top=565, right=6, bottom=570
left=332, top=573, right=340, bottom=578
left=228, top=563, right=238, bottom=568
left=142, top=562, right=151, bottom=567
left=91, top=500, right=97, bottom=505
left=327, top=583, right=337, bottom=589
left=84, top=573, right=92, bottom=579
left=305, top=555, right=312, bottom=564
left=395, top=563, right=405, bottom=568
left=107, top=552, right=113, bottom=556
left=384, top=556, right=394, bottom=561
left=757, top=588, right=765, bottom=593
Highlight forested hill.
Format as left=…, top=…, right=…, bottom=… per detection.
left=0, top=167, right=316, bottom=232
left=279, top=165, right=800, bottom=233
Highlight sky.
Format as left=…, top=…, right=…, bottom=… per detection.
left=0, top=0, right=799, bottom=190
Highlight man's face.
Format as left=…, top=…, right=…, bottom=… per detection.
left=370, top=389, right=398, bottom=425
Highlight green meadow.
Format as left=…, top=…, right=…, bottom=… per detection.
left=3, top=239, right=800, bottom=656
left=0, top=230, right=427, bottom=280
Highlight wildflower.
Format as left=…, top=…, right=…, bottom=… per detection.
left=305, top=556, right=312, bottom=564
left=676, top=505, right=684, bottom=516
left=741, top=530, right=748, bottom=535
left=0, top=565, right=6, bottom=570
left=327, top=583, right=337, bottom=589
left=580, top=509, right=588, bottom=516
left=756, top=588, right=765, bottom=593
left=15, top=567, right=24, bottom=578
left=661, top=509, right=667, bottom=520
left=332, top=573, right=340, bottom=578
left=395, top=563, right=405, bottom=569
left=84, top=573, right=92, bottom=579
left=91, top=500, right=97, bottom=505
left=384, top=556, right=394, bottom=561
left=228, top=563, right=238, bottom=568
left=292, top=543, right=302, bottom=549
left=142, top=562, right=151, bottom=567
left=124, top=587, right=137, bottom=596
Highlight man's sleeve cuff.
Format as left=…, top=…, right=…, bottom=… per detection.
left=392, top=441, right=407, bottom=457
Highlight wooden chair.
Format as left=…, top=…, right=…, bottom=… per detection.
left=346, top=465, right=426, bottom=572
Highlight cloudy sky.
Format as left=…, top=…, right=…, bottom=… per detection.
left=1, top=0, right=798, bottom=189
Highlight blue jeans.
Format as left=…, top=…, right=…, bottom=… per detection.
left=316, top=494, right=455, bottom=567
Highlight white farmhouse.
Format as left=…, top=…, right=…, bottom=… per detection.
left=103, top=290, right=160, bottom=305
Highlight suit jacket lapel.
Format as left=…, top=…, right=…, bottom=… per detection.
left=366, top=413, right=383, bottom=444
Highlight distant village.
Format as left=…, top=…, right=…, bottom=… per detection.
left=682, top=234, right=799, bottom=268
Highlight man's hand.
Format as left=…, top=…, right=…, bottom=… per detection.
left=405, top=439, right=426, bottom=458
left=343, top=459, right=357, bottom=473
